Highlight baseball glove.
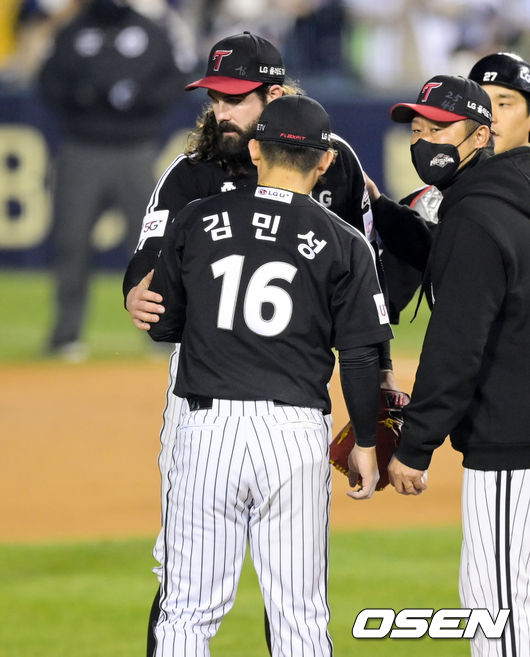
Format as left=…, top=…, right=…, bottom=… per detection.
left=329, top=388, right=411, bottom=491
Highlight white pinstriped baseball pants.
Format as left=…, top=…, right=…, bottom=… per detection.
left=152, top=346, right=182, bottom=580
left=154, top=398, right=333, bottom=657
left=460, top=468, right=530, bottom=657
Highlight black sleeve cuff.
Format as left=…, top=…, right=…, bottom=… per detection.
left=339, top=345, right=380, bottom=447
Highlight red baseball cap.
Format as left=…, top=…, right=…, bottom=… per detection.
left=391, top=75, right=492, bottom=126
left=185, top=31, right=285, bottom=94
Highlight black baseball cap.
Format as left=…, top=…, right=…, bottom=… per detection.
left=468, top=52, right=530, bottom=96
left=391, top=75, right=492, bottom=126
left=255, top=95, right=332, bottom=151
left=185, top=31, right=285, bottom=94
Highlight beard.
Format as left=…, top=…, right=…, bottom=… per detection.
left=214, top=120, right=256, bottom=173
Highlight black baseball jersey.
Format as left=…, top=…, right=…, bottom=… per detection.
left=122, top=134, right=373, bottom=296
left=148, top=185, right=392, bottom=412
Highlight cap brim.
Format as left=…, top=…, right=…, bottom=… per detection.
left=390, top=102, right=467, bottom=123
left=185, top=76, right=263, bottom=94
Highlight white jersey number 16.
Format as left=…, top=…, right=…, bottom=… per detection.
left=211, top=254, right=297, bottom=337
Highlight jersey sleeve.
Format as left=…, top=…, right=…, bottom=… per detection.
left=331, top=231, right=394, bottom=350
left=339, top=346, right=380, bottom=447
left=122, top=156, right=201, bottom=299
left=327, top=135, right=374, bottom=239
left=372, top=194, right=432, bottom=271
left=146, top=211, right=188, bottom=343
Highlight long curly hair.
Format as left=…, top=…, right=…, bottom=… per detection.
left=184, top=80, right=305, bottom=177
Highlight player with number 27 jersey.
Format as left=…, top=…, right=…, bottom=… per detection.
left=149, top=185, right=391, bottom=411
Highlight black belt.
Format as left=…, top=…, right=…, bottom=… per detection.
left=186, top=396, right=291, bottom=411
left=186, top=395, right=214, bottom=411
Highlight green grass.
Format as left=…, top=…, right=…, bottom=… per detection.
left=328, top=528, right=467, bottom=656
left=390, top=297, right=430, bottom=359
left=0, top=270, right=444, bottom=656
left=0, top=269, right=430, bottom=362
left=0, top=269, right=149, bottom=361
left=0, top=528, right=467, bottom=657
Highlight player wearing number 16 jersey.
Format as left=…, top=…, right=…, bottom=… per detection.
left=122, top=33, right=397, bottom=656
left=150, top=184, right=389, bottom=410
left=147, top=95, right=393, bottom=657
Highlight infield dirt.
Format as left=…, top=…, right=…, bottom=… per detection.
left=1, top=356, right=461, bottom=542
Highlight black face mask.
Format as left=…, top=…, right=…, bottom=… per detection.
left=410, top=128, right=479, bottom=188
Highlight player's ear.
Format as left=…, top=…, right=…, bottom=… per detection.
left=316, top=149, right=334, bottom=177
left=248, top=138, right=261, bottom=165
left=266, top=85, right=284, bottom=102
left=475, top=125, right=491, bottom=149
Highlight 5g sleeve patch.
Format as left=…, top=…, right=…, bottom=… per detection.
left=136, top=209, right=169, bottom=251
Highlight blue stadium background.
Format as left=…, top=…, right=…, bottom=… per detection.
left=0, top=87, right=410, bottom=270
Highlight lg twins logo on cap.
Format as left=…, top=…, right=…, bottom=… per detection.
left=212, top=49, right=233, bottom=71
left=420, top=82, right=442, bottom=102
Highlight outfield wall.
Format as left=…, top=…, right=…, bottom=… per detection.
left=0, top=88, right=422, bottom=270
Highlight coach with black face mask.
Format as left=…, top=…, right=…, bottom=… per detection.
left=391, top=75, right=492, bottom=189
left=367, top=75, right=493, bottom=281
left=387, top=75, right=530, bottom=657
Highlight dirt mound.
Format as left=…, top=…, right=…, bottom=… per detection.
left=0, top=358, right=461, bottom=542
